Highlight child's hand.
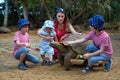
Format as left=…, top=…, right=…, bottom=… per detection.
left=29, top=47, right=40, bottom=51
left=83, top=53, right=91, bottom=59
left=25, top=43, right=31, bottom=48
left=77, top=33, right=82, bottom=35
left=31, top=47, right=40, bottom=51
left=35, top=48, right=40, bottom=51
left=46, top=36, right=54, bottom=40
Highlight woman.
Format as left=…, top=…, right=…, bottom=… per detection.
left=53, top=7, right=81, bottom=59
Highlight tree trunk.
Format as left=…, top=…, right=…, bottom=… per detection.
left=23, top=1, right=28, bottom=19
left=44, top=4, right=52, bottom=20
left=3, top=0, right=8, bottom=27
left=14, top=0, right=21, bottom=19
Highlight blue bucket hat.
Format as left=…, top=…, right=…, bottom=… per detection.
left=42, top=20, right=54, bottom=29
left=88, top=15, right=104, bottom=30
left=18, top=19, right=30, bottom=29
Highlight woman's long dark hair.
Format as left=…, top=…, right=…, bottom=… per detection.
left=54, top=8, right=68, bottom=24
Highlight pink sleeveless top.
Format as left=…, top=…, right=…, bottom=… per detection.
left=54, top=22, right=67, bottom=42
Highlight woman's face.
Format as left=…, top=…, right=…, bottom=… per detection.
left=56, top=12, right=65, bottom=24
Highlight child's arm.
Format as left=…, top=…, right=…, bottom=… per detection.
left=83, top=46, right=105, bottom=59
left=63, top=38, right=86, bottom=45
left=37, top=33, right=47, bottom=40
left=16, top=40, right=30, bottom=48
left=37, top=29, right=47, bottom=39
left=38, top=34, right=54, bottom=40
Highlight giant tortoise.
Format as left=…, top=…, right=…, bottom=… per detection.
left=50, top=34, right=91, bottom=71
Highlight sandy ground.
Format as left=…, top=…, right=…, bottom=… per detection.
left=0, top=30, right=120, bottom=80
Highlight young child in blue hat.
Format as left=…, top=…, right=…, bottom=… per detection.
left=63, top=15, right=113, bottom=73
left=13, top=19, right=40, bottom=70
left=37, top=20, right=57, bottom=66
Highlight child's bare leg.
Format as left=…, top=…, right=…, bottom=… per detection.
left=18, top=53, right=27, bottom=70
left=49, top=55, right=53, bottom=62
left=47, top=55, right=54, bottom=66
left=41, top=55, right=47, bottom=66
left=41, top=55, right=45, bottom=60
left=19, top=53, right=27, bottom=64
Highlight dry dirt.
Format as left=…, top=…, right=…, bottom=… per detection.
left=0, top=30, right=120, bottom=80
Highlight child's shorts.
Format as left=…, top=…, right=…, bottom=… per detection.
left=40, top=43, right=54, bottom=55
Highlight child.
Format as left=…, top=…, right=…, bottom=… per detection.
left=13, top=19, right=39, bottom=70
left=63, top=15, right=113, bottom=73
left=37, top=20, right=57, bottom=66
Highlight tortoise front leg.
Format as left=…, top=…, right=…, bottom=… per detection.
left=64, top=51, right=73, bottom=71
left=58, top=53, right=64, bottom=66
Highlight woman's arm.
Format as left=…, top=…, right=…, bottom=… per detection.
left=67, top=23, right=81, bottom=34
left=54, top=36, right=58, bottom=42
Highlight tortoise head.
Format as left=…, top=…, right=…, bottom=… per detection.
left=49, top=42, right=68, bottom=52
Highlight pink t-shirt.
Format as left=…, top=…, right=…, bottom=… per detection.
left=85, top=31, right=113, bottom=57
left=13, top=31, right=29, bottom=57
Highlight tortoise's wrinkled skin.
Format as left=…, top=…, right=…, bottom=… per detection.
left=50, top=34, right=91, bottom=71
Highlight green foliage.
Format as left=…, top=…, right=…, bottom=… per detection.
left=1, top=0, right=120, bottom=27
left=18, top=0, right=40, bottom=9
left=76, top=54, right=83, bottom=59
left=109, top=0, right=120, bottom=22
